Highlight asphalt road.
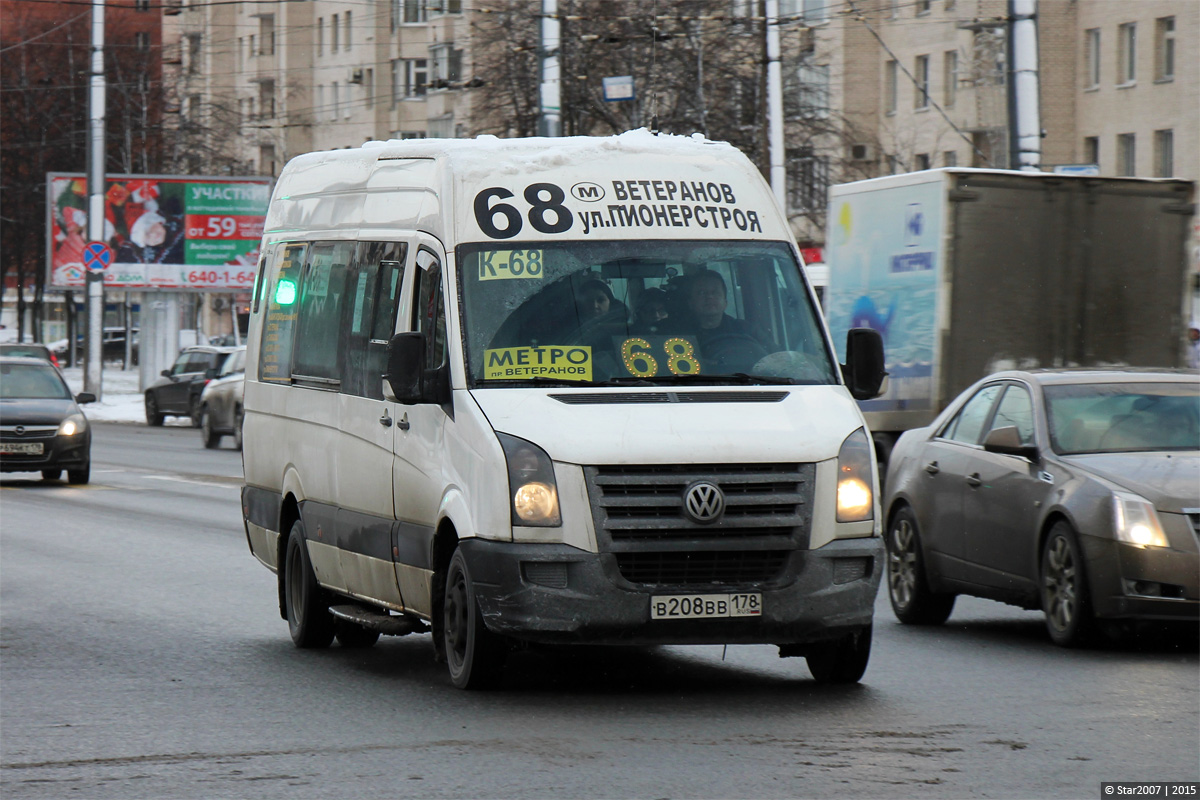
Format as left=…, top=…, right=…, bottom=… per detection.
left=1, top=423, right=1197, bottom=799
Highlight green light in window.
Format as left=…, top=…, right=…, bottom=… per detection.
left=274, top=279, right=297, bottom=305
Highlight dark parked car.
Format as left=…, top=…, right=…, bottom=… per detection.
left=0, top=356, right=95, bottom=484
left=883, top=369, right=1198, bottom=646
left=50, top=327, right=139, bottom=365
left=144, top=345, right=241, bottom=427
left=0, top=342, right=60, bottom=369
left=198, top=349, right=246, bottom=449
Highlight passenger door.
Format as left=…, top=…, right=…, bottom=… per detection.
left=957, top=382, right=1048, bottom=597
left=916, top=383, right=1004, bottom=583
left=335, top=242, right=407, bottom=609
left=390, top=243, right=451, bottom=618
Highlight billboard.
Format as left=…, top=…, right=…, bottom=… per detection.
left=46, top=172, right=272, bottom=291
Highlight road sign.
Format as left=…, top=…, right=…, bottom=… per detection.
left=82, top=241, right=113, bottom=272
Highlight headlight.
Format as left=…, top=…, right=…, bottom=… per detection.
left=1112, top=492, right=1168, bottom=548
left=836, top=428, right=874, bottom=522
left=58, top=414, right=87, bottom=437
left=497, top=433, right=561, bottom=527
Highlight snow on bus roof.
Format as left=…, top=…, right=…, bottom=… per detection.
left=287, top=129, right=743, bottom=183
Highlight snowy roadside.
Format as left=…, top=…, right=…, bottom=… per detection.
left=60, top=367, right=190, bottom=426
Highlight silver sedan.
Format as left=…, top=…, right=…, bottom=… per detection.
left=882, top=369, right=1198, bottom=646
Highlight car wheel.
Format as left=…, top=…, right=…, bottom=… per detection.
left=886, top=506, right=956, bottom=625
left=284, top=519, right=335, bottom=648
left=443, top=548, right=506, bottom=689
left=67, top=463, right=90, bottom=485
left=1041, top=522, right=1094, bottom=647
left=233, top=406, right=244, bottom=452
left=806, top=625, right=872, bottom=684
left=145, top=393, right=164, bottom=426
left=188, top=396, right=203, bottom=428
left=200, top=407, right=221, bottom=449
left=41, top=469, right=62, bottom=481
left=335, top=621, right=381, bottom=649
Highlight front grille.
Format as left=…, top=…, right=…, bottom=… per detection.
left=0, top=425, right=58, bottom=440
left=1185, top=510, right=1200, bottom=539
left=614, top=550, right=789, bottom=586
left=586, top=463, right=813, bottom=542
left=586, top=463, right=813, bottom=588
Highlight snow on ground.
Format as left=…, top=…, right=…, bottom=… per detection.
left=61, top=366, right=190, bottom=425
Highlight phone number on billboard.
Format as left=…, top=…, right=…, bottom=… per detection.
left=188, top=270, right=256, bottom=286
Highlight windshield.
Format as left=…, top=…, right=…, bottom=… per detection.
left=1045, top=382, right=1199, bottom=454
left=0, top=362, right=72, bottom=400
left=458, top=240, right=835, bottom=387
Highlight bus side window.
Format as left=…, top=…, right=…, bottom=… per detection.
left=341, top=242, right=405, bottom=399
left=413, top=248, right=446, bottom=373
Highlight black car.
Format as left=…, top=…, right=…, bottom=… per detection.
left=144, top=346, right=242, bottom=427
left=0, top=356, right=95, bottom=484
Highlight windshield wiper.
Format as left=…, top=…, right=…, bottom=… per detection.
left=475, top=376, right=611, bottom=388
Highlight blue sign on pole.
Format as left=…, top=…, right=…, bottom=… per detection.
left=82, top=241, right=113, bottom=272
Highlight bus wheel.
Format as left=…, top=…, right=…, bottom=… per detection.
left=284, top=519, right=335, bottom=649
left=443, top=548, right=506, bottom=689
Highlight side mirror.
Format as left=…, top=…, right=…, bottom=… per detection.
left=842, top=328, right=886, bottom=400
left=385, top=332, right=425, bottom=404
left=982, top=425, right=1039, bottom=460
left=205, top=367, right=220, bottom=380
left=161, top=369, right=172, bottom=378
left=75, top=392, right=96, bottom=405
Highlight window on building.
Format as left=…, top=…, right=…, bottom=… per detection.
left=916, top=0, right=931, bottom=15
left=137, top=73, right=149, bottom=93
left=331, top=81, right=340, bottom=120
left=1155, top=17, right=1175, bottom=80
left=1085, top=28, right=1100, bottom=88
left=427, top=115, right=454, bottom=138
left=786, top=149, right=830, bottom=213
left=248, top=33, right=255, bottom=58
left=429, top=0, right=462, bottom=13
left=186, top=94, right=202, bottom=120
left=1084, top=136, right=1099, bottom=166
left=317, top=18, right=323, bottom=56
left=1117, top=22, right=1136, bottom=84
left=135, top=31, right=150, bottom=52
left=943, top=150, right=957, bottom=167
left=364, top=68, right=374, bottom=107
left=259, top=16, right=274, bottom=55
left=259, top=79, right=275, bottom=118
left=796, top=62, right=830, bottom=118
left=345, top=11, right=352, bottom=50
left=943, top=50, right=957, bottom=107
left=403, top=0, right=427, bottom=23
left=390, top=62, right=400, bottom=107
left=915, top=153, right=931, bottom=170
left=332, top=14, right=339, bottom=53
left=801, top=0, right=829, bottom=24
left=885, top=60, right=897, bottom=114
left=404, top=58, right=429, bottom=96
left=430, top=44, right=462, bottom=87
left=1154, top=130, right=1173, bottom=177
left=1117, top=133, right=1135, bottom=176
left=186, top=33, right=201, bottom=72
left=914, top=54, right=930, bottom=108
left=316, top=84, right=325, bottom=116
left=260, top=144, right=276, bottom=176
left=135, top=0, right=150, bottom=10
left=237, top=37, right=244, bottom=70
left=397, top=131, right=425, bottom=139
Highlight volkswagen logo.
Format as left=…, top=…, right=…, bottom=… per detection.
left=683, top=481, right=724, bottom=524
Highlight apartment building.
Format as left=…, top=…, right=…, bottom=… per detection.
left=165, top=0, right=474, bottom=177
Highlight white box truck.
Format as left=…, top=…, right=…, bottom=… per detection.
left=824, top=168, right=1196, bottom=468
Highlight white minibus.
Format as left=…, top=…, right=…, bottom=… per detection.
left=242, top=131, right=886, bottom=688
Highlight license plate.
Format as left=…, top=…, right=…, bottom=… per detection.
left=650, top=593, right=762, bottom=620
left=0, top=442, right=44, bottom=455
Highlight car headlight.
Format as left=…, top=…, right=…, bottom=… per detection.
left=836, top=428, right=874, bottom=522
left=58, top=414, right=87, bottom=437
left=497, top=433, right=561, bottom=527
left=1112, top=492, right=1168, bottom=548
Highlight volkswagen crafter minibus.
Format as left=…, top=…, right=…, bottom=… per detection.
left=241, top=131, right=886, bottom=688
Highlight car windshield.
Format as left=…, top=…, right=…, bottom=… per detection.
left=457, top=240, right=835, bottom=387
left=0, top=363, right=72, bottom=400
left=1045, top=381, right=1200, bottom=454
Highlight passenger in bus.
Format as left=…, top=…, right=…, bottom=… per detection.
left=632, top=288, right=670, bottom=334
left=576, top=280, right=617, bottom=322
